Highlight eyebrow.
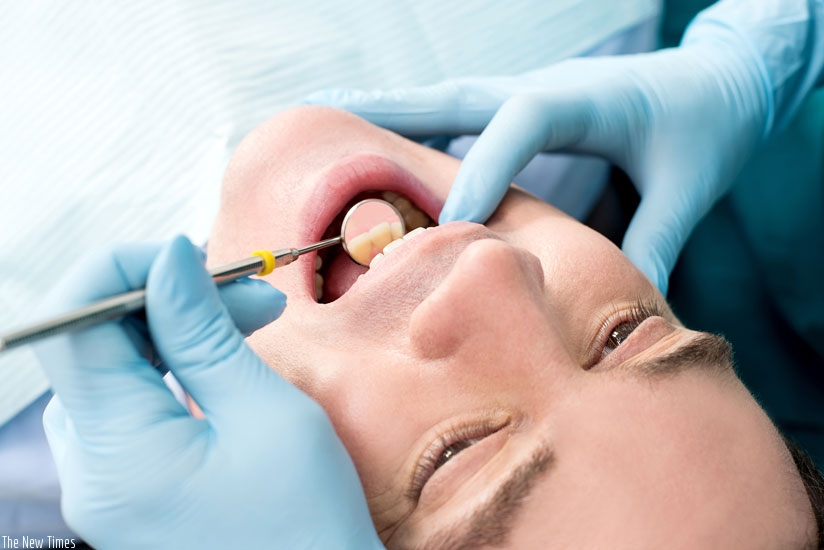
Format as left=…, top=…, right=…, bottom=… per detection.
left=409, top=444, right=554, bottom=550
left=630, top=331, right=734, bottom=379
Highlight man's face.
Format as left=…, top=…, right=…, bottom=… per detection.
left=207, top=106, right=812, bottom=548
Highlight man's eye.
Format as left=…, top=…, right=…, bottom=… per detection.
left=604, top=320, right=644, bottom=355
left=410, top=430, right=491, bottom=500
left=592, top=300, right=668, bottom=366
left=434, top=439, right=476, bottom=471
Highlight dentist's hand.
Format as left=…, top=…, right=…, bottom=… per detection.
left=306, top=40, right=770, bottom=294
left=34, top=236, right=383, bottom=550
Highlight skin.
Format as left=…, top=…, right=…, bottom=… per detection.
left=205, top=106, right=814, bottom=549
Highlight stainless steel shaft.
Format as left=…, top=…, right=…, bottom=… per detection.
left=0, top=255, right=265, bottom=353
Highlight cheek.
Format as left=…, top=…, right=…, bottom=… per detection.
left=245, top=321, right=421, bottom=490
left=291, top=351, right=431, bottom=500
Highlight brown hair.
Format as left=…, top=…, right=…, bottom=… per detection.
left=784, top=436, right=824, bottom=549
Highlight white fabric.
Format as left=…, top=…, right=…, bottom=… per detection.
left=0, top=0, right=659, bottom=538
left=0, top=0, right=659, bottom=428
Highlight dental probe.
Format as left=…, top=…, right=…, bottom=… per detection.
left=0, top=198, right=406, bottom=354
left=0, top=238, right=343, bottom=354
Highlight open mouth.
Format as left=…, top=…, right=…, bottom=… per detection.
left=315, top=190, right=436, bottom=302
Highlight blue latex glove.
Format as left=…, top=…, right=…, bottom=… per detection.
left=33, top=237, right=383, bottom=550
left=306, top=0, right=824, bottom=294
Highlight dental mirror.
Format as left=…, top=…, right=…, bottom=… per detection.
left=340, top=198, right=406, bottom=266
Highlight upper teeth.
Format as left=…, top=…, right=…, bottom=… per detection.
left=346, top=221, right=404, bottom=266
left=403, top=226, right=428, bottom=240
left=381, top=191, right=435, bottom=232
left=369, top=226, right=430, bottom=268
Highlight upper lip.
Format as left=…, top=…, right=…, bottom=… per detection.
left=297, top=153, right=442, bottom=300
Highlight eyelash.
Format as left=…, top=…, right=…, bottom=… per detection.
left=594, top=299, right=667, bottom=363
left=408, top=422, right=496, bottom=501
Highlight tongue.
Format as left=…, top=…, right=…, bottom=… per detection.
left=324, top=252, right=369, bottom=301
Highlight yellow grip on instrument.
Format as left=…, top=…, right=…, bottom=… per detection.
left=251, top=250, right=276, bottom=276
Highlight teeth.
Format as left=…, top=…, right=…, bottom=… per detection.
left=347, top=221, right=397, bottom=265
left=380, top=191, right=436, bottom=232
left=314, top=272, right=324, bottom=301
left=367, top=226, right=432, bottom=270
left=402, top=227, right=427, bottom=241
left=382, top=238, right=404, bottom=254
left=368, top=222, right=393, bottom=251
left=316, top=193, right=435, bottom=302
left=393, top=197, right=412, bottom=213
left=404, top=209, right=430, bottom=230
left=346, top=232, right=373, bottom=265
left=344, top=218, right=408, bottom=266
left=391, top=221, right=404, bottom=240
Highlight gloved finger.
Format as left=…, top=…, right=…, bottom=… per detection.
left=439, top=92, right=592, bottom=223
left=303, top=82, right=503, bottom=137
left=42, top=397, right=92, bottom=530
left=217, top=277, right=285, bottom=336
left=32, top=243, right=187, bottom=438
left=621, top=190, right=701, bottom=296
left=112, top=271, right=282, bottom=378
left=146, top=236, right=289, bottom=424
left=42, top=396, right=70, bottom=480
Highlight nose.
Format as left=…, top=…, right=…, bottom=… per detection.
left=283, top=238, right=575, bottom=508
left=408, top=238, right=553, bottom=361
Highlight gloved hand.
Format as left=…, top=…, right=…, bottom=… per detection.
left=306, top=37, right=771, bottom=294
left=33, top=236, right=383, bottom=550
